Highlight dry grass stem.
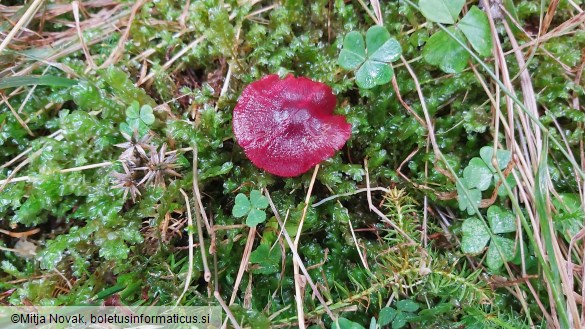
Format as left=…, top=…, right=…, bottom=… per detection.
left=214, top=291, right=242, bottom=329
left=264, top=188, right=336, bottom=321
left=191, top=145, right=211, bottom=282
left=176, top=188, right=194, bottom=306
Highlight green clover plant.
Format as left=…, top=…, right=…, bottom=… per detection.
left=338, top=26, right=402, bottom=89
left=461, top=205, right=518, bottom=270
left=232, top=190, right=269, bottom=227
left=458, top=146, right=516, bottom=215
left=419, top=0, right=492, bottom=73
left=378, top=299, right=420, bottom=329
left=120, top=100, right=155, bottom=136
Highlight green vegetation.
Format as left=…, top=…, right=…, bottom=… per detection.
left=1, top=0, right=584, bottom=328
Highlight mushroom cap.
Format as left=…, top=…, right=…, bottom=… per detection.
left=233, top=74, right=351, bottom=177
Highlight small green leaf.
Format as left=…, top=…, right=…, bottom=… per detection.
left=126, top=101, right=140, bottom=119
left=379, top=307, right=397, bottom=326
left=0, top=75, right=77, bottom=89
left=419, top=0, right=465, bottom=24
left=334, top=318, right=365, bottom=329
left=391, top=314, right=408, bottom=329
left=139, top=105, right=155, bottom=125
left=458, top=6, right=493, bottom=57
left=396, top=299, right=420, bottom=313
left=366, top=26, right=391, bottom=54
left=249, top=244, right=282, bottom=274
left=119, top=122, right=133, bottom=137
left=338, top=32, right=366, bottom=70
left=487, top=205, right=516, bottom=234
left=480, top=146, right=512, bottom=172
left=457, top=182, right=481, bottom=215
left=355, top=60, right=393, bottom=89
left=423, top=27, right=469, bottom=73
left=249, top=190, right=268, bottom=209
left=369, top=37, right=402, bottom=63
left=486, top=236, right=516, bottom=270
left=463, top=157, right=493, bottom=191
left=461, top=217, right=490, bottom=254
left=246, top=208, right=267, bottom=227
left=232, top=194, right=251, bottom=218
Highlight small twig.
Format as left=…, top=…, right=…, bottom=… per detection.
left=264, top=188, right=336, bottom=321
left=192, top=145, right=211, bottom=282
left=355, top=0, right=378, bottom=24
left=0, top=0, right=45, bottom=55
left=101, top=0, right=146, bottom=68
left=1, top=93, right=34, bottom=137
left=0, top=228, right=40, bottom=238
left=229, top=226, right=256, bottom=305
left=391, top=76, right=426, bottom=127
left=292, top=164, right=320, bottom=329
left=214, top=291, right=242, bottom=329
left=72, top=1, right=96, bottom=70
left=312, top=187, right=390, bottom=207
left=176, top=188, right=194, bottom=306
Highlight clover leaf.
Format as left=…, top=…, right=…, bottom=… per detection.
left=232, top=190, right=269, bottom=227
left=419, top=0, right=492, bottom=73
left=457, top=181, right=481, bottom=216
left=419, top=0, right=464, bottom=24
left=378, top=299, right=420, bottom=329
left=120, top=101, right=155, bottom=136
left=461, top=206, right=517, bottom=270
left=459, top=146, right=516, bottom=212
left=333, top=317, right=365, bottom=329
left=338, top=26, right=402, bottom=89
left=249, top=243, right=282, bottom=274
left=463, top=157, right=493, bottom=191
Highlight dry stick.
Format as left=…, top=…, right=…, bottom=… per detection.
left=347, top=209, right=371, bottom=273
left=228, top=226, right=256, bottom=305
left=100, top=0, right=146, bottom=68
left=481, top=4, right=538, bottom=325
left=176, top=188, right=195, bottom=306
left=292, top=164, right=320, bottom=329
left=0, top=0, right=45, bottom=55
left=312, top=187, right=390, bottom=208
left=355, top=0, right=378, bottom=24
left=0, top=149, right=41, bottom=193
left=138, top=36, right=206, bottom=85
left=390, top=76, right=426, bottom=127
left=502, top=19, right=541, bottom=165
left=191, top=145, right=211, bottom=282
left=399, top=56, right=441, bottom=162
left=1, top=93, right=34, bottom=137
left=0, top=228, right=40, bottom=238
left=72, top=1, right=96, bottom=70
left=264, top=188, right=336, bottom=321
left=364, top=159, right=415, bottom=245
left=214, top=291, right=242, bottom=329
left=370, top=0, right=383, bottom=25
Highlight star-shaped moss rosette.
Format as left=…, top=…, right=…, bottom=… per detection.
left=338, top=26, right=402, bottom=89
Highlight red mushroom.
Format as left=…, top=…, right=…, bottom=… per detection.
left=233, top=74, right=352, bottom=177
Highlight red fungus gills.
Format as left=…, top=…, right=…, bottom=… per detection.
left=233, top=74, right=352, bottom=177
